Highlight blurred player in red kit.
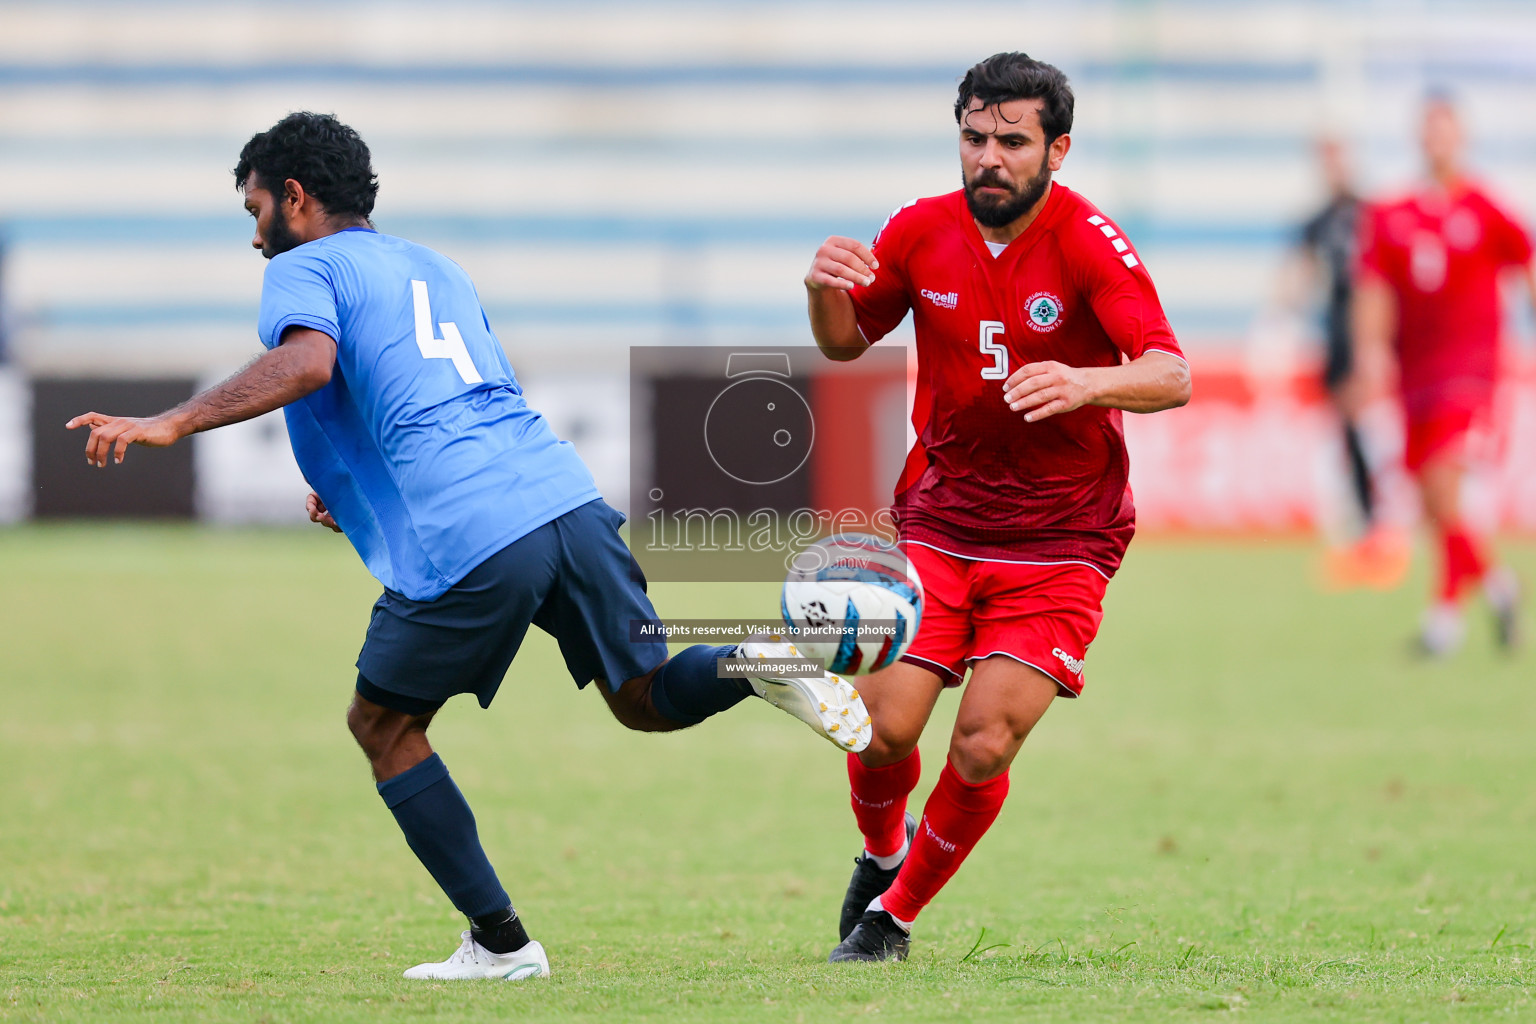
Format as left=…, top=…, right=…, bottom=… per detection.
left=804, top=52, right=1191, bottom=962
left=1351, top=95, right=1531, bottom=655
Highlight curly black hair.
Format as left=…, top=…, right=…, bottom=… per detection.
left=233, top=112, right=378, bottom=218
left=955, top=53, right=1074, bottom=143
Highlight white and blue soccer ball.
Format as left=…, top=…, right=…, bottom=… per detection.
left=780, top=534, right=923, bottom=676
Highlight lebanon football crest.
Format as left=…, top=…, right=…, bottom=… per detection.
left=1025, top=291, right=1064, bottom=332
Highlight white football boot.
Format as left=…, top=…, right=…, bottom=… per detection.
left=733, top=632, right=873, bottom=752
left=1417, top=602, right=1465, bottom=658
left=402, top=931, right=550, bottom=981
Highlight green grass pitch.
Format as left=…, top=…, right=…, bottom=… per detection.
left=1, top=526, right=1533, bottom=1022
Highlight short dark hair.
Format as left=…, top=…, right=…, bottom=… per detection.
left=233, top=112, right=378, bottom=218
left=955, top=53, right=1074, bottom=142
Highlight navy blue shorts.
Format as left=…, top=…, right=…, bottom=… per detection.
left=354, top=498, right=668, bottom=716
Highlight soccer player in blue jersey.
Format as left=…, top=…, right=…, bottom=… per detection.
left=66, top=112, right=871, bottom=981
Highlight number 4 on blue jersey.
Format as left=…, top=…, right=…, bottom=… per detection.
left=412, top=279, right=482, bottom=385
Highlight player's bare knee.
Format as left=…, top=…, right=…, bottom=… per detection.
left=860, top=727, right=921, bottom=768
left=607, top=693, right=659, bottom=732
left=346, top=697, right=415, bottom=761
left=949, top=731, right=1015, bottom=783
left=601, top=676, right=674, bottom=733
left=345, top=697, right=376, bottom=746
left=858, top=698, right=929, bottom=765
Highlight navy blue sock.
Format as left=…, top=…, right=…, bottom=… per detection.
left=376, top=753, right=510, bottom=919
left=648, top=644, right=751, bottom=725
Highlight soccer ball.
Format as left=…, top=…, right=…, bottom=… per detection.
left=780, top=534, right=923, bottom=676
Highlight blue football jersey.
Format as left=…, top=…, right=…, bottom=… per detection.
left=257, top=228, right=600, bottom=600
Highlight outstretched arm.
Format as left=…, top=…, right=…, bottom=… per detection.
left=67, top=327, right=336, bottom=467
left=1002, top=350, right=1191, bottom=423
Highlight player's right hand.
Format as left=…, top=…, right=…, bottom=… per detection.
left=306, top=491, right=342, bottom=533
left=65, top=411, right=184, bottom=467
left=806, top=236, right=879, bottom=291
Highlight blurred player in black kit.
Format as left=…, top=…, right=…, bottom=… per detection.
left=1296, top=138, right=1407, bottom=588
left=1302, top=140, right=1370, bottom=519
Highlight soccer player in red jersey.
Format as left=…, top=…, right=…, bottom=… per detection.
left=1351, top=95, right=1531, bottom=655
left=803, top=52, right=1191, bottom=962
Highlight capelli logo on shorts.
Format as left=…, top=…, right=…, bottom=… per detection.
left=920, top=288, right=959, bottom=310
left=1052, top=647, right=1085, bottom=676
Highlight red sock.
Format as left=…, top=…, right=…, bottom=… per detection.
left=1438, top=524, right=1489, bottom=603
left=847, top=749, right=921, bottom=857
left=880, top=760, right=1009, bottom=924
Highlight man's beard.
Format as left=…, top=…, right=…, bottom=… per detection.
left=964, top=153, right=1052, bottom=229
left=262, top=202, right=303, bottom=259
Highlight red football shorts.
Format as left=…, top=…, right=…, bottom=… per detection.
left=1404, top=403, right=1478, bottom=473
left=899, top=542, right=1109, bottom=697
left=1401, top=377, right=1498, bottom=474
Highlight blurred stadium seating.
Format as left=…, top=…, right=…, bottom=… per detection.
left=2, top=1, right=1534, bottom=526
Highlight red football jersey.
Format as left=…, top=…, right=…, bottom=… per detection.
left=1358, top=181, right=1532, bottom=413
left=849, top=184, right=1183, bottom=575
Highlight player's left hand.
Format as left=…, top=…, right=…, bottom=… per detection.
left=306, top=491, right=343, bottom=533
left=65, top=412, right=184, bottom=467
left=1002, top=361, right=1100, bottom=422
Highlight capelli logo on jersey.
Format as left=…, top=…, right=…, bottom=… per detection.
left=1052, top=647, right=1085, bottom=676
left=920, top=288, right=959, bottom=310
left=1025, top=291, right=1064, bottom=332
